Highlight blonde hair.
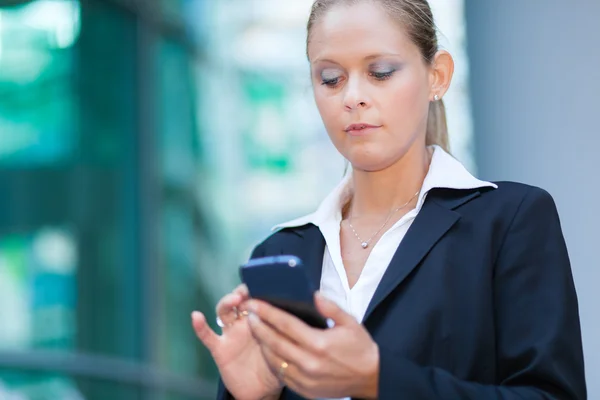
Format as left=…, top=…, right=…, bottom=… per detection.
left=307, top=0, right=450, bottom=152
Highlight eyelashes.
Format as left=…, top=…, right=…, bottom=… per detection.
left=320, top=69, right=397, bottom=88
left=321, top=77, right=341, bottom=87
left=369, top=70, right=395, bottom=81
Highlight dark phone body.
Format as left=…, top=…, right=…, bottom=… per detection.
left=239, top=255, right=329, bottom=329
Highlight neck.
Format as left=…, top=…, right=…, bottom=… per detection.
left=346, top=144, right=432, bottom=220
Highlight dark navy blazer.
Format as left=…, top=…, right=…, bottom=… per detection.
left=218, top=182, right=587, bottom=399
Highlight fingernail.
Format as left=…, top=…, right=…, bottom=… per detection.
left=247, top=301, right=258, bottom=312
left=248, top=312, right=260, bottom=324
left=191, top=311, right=201, bottom=320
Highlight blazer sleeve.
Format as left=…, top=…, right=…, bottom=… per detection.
left=377, top=187, right=587, bottom=400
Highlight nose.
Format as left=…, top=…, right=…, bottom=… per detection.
left=343, top=76, right=370, bottom=111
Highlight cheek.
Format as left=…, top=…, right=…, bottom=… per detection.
left=314, top=91, right=336, bottom=121
left=314, top=91, right=342, bottom=136
left=384, top=75, right=429, bottom=128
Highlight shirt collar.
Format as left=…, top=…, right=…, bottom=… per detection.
left=272, top=145, right=497, bottom=231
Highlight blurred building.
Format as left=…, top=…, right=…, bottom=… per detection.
left=0, top=0, right=219, bottom=399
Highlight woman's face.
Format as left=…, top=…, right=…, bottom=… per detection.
left=308, top=2, right=434, bottom=172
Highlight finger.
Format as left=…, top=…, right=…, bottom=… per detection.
left=191, top=311, right=219, bottom=353
left=233, top=285, right=251, bottom=316
left=260, top=344, right=322, bottom=400
left=259, top=340, right=303, bottom=388
left=257, top=338, right=282, bottom=377
left=314, top=292, right=356, bottom=326
left=247, top=300, right=318, bottom=349
left=216, top=292, right=242, bottom=315
left=248, top=311, right=321, bottom=377
left=233, top=284, right=249, bottom=298
left=215, top=293, right=243, bottom=325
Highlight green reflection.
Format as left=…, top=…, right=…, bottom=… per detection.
left=0, top=0, right=81, bottom=166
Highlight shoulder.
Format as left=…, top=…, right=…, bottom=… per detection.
left=476, top=182, right=563, bottom=242
left=434, top=181, right=563, bottom=242
left=249, top=224, right=315, bottom=260
left=432, top=180, right=559, bottom=221
left=490, top=181, right=554, bottom=201
left=474, top=181, right=559, bottom=217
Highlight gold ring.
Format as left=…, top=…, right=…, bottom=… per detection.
left=233, top=307, right=249, bottom=318
left=278, top=361, right=289, bottom=382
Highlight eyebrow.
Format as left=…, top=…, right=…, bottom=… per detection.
left=364, top=52, right=401, bottom=60
left=312, top=52, right=402, bottom=65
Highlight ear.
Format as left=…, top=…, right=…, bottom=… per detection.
left=428, top=50, right=455, bottom=101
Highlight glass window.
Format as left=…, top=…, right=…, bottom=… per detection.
left=0, top=371, right=85, bottom=400
left=155, top=36, right=219, bottom=384
left=0, top=0, right=80, bottom=167
left=0, top=228, right=77, bottom=352
left=0, top=0, right=144, bottom=399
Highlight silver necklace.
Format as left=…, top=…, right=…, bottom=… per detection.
left=348, top=190, right=420, bottom=249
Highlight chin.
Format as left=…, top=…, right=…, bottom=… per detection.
left=346, top=153, right=396, bottom=172
left=344, top=143, right=410, bottom=172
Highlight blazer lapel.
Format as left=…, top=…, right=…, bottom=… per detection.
left=362, top=190, right=479, bottom=322
left=284, top=224, right=326, bottom=291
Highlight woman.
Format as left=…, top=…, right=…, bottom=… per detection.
left=192, top=0, right=587, bottom=399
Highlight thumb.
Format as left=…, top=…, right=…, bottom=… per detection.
left=314, top=292, right=356, bottom=326
left=191, top=311, right=219, bottom=353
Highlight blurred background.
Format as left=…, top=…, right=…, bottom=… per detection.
left=0, top=0, right=597, bottom=399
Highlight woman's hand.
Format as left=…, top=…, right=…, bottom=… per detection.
left=191, top=285, right=282, bottom=400
left=246, top=292, right=380, bottom=400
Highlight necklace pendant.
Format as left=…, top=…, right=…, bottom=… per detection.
left=361, top=242, right=369, bottom=249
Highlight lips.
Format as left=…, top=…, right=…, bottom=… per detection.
left=344, top=123, right=382, bottom=134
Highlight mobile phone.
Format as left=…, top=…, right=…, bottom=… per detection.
left=239, top=255, right=330, bottom=329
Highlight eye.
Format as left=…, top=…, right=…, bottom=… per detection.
left=369, top=70, right=395, bottom=81
left=318, top=68, right=344, bottom=88
left=321, top=77, right=341, bottom=87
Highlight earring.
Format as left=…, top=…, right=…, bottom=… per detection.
left=434, top=94, right=440, bottom=101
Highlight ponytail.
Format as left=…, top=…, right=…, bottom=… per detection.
left=426, top=98, right=450, bottom=152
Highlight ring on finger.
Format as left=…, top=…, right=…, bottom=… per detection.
left=217, top=306, right=240, bottom=328
left=216, top=307, right=249, bottom=328
left=216, top=316, right=228, bottom=328
left=234, top=307, right=249, bottom=318
left=216, top=315, right=236, bottom=328
left=278, top=361, right=289, bottom=382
